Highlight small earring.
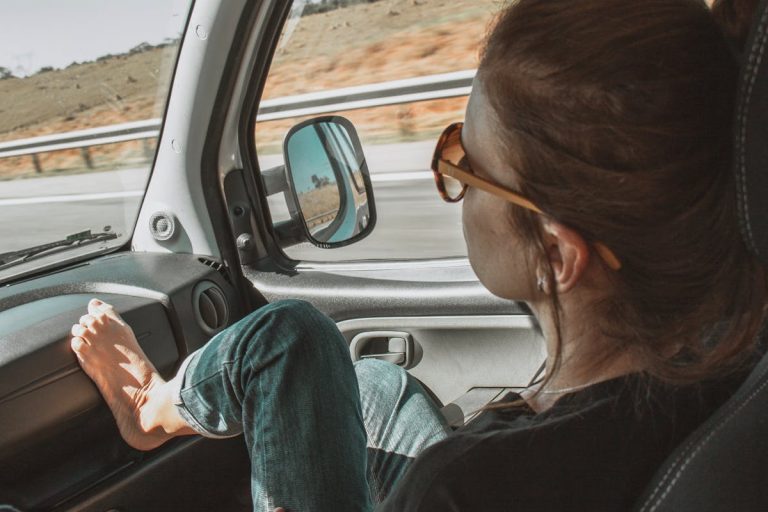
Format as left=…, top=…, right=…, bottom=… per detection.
left=537, top=276, right=545, bottom=292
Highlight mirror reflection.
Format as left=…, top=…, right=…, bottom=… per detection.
left=284, top=117, right=373, bottom=246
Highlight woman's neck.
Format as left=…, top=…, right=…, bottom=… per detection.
left=524, top=294, right=645, bottom=413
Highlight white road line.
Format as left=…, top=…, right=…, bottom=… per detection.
left=0, top=172, right=432, bottom=206
left=0, top=190, right=144, bottom=206
left=371, top=171, right=433, bottom=183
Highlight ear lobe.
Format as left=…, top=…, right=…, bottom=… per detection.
left=541, top=220, right=590, bottom=294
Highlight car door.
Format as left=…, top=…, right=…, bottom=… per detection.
left=224, top=0, right=546, bottom=422
left=0, top=1, right=544, bottom=510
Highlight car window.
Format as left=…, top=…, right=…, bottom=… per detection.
left=255, top=0, right=500, bottom=262
left=0, top=0, right=192, bottom=281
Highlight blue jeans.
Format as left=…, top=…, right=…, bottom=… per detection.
left=171, top=300, right=450, bottom=511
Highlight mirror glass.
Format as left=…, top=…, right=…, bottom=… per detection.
left=284, top=117, right=374, bottom=247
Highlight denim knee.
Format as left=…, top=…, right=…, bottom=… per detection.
left=355, top=358, right=410, bottom=407
left=233, top=299, right=349, bottom=365
left=355, top=359, right=414, bottom=434
left=354, top=358, right=449, bottom=458
left=178, top=299, right=354, bottom=436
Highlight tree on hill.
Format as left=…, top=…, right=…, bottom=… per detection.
left=129, top=42, right=153, bottom=54
left=0, top=66, right=14, bottom=80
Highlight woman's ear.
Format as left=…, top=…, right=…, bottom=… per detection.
left=540, top=220, right=590, bottom=294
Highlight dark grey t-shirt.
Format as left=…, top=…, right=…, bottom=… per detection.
left=377, top=374, right=740, bottom=512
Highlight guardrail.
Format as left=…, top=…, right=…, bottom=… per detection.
left=0, top=69, right=476, bottom=172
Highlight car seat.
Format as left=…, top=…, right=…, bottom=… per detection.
left=633, top=0, right=768, bottom=510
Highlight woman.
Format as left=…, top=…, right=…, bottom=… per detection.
left=69, top=0, right=767, bottom=510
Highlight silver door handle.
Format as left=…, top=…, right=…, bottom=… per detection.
left=350, top=331, right=414, bottom=369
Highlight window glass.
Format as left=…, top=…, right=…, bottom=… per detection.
left=256, top=0, right=499, bottom=261
left=0, top=0, right=192, bottom=281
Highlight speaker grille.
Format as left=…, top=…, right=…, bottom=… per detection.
left=149, top=211, right=176, bottom=241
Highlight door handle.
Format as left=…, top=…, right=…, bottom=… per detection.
left=350, top=331, right=414, bottom=369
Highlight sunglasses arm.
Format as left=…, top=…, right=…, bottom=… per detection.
left=437, top=160, right=622, bottom=271
left=438, top=160, right=543, bottom=214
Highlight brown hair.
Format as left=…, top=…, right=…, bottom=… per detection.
left=712, top=0, right=760, bottom=49
left=479, top=0, right=768, bottom=386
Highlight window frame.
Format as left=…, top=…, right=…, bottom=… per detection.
left=242, top=1, right=479, bottom=268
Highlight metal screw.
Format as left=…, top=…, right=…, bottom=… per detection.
left=236, top=233, right=253, bottom=250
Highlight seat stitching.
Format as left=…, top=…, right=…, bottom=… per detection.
left=638, top=336, right=768, bottom=510
left=736, top=11, right=765, bottom=251
left=736, top=6, right=768, bottom=255
left=642, top=374, right=768, bottom=511
left=639, top=341, right=768, bottom=508
left=637, top=419, right=708, bottom=508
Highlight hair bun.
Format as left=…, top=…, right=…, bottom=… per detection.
left=711, top=0, right=761, bottom=52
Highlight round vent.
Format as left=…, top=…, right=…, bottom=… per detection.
left=149, top=211, right=177, bottom=241
left=192, top=281, right=229, bottom=335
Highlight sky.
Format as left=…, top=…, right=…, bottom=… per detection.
left=287, top=124, right=337, bottom=194
left=0, top=0, right=191, bottom=76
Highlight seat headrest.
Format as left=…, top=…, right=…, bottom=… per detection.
left=735, top=0, right=768, bottom=265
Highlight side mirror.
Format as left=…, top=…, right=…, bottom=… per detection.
left=271, top=116, right=376, bottom=249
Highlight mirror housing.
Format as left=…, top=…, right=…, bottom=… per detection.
left=270, top=116, right=376, bottom=249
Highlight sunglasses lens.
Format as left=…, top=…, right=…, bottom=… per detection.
left=441, top=174, right=465, bottom=201
left=434, top=123, right=469, bottom=201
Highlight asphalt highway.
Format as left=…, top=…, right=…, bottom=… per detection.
left=0, top=143, right=467, bottom=261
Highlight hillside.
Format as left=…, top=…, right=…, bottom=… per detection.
left=0, top=0, right=498, bottom=178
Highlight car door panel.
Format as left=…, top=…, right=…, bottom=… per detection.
left=245, top=262, right=545, bottom=418
left=51, top=437, right=250, bottom=512
left=338, top=314, right=544, bottom=407
left=243, top=262, right=524, bottom=320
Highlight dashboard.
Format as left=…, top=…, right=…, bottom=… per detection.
left=0, top=252, right=252, bottom=511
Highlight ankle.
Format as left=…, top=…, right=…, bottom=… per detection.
left=138, top=375, right=175, bottom=433
left=140, top=375, right=196, bottom=436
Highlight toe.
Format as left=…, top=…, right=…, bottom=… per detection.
left=71, top=323, right=88, bottom=339
left=87, top=299, right=107, bottom=317
left=89, top=300, right=123, bottom=325
left=79, top=314, right=97, bottom=330
left=71, top=336, right=89, bottom=354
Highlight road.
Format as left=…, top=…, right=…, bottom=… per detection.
left=0, top=168, right=148, bottom=254
left=286, top=177, right=466, bottom=261
left=0, top=142, right=467, bottom=261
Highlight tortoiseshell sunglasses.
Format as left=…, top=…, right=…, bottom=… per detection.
left=431, top=122, right=622, bottom=271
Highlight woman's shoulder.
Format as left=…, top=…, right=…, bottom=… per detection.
left=377, top=372, right=746, bottom=512
left=375, top=424, right=538, bottom=512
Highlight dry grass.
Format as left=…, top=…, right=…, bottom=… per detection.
left=299, top=184, right=341, bottom=223
left=0, top=46, right=175, bottom=138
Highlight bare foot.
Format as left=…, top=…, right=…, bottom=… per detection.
left=70, top=299, right=190, bottom=450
